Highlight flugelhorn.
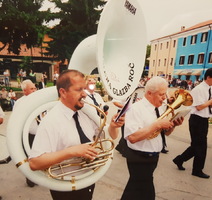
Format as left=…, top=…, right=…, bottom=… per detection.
left=148, top=89, right=193, bottom=139
left=47, top=100, right=114, bottom=180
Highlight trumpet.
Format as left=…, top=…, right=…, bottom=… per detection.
left=47, top=100, right=114, bottom=180
left=148, top=89, right=193, bottom=139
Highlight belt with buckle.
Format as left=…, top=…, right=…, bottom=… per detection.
left=134, top=150, right=160, bottom=157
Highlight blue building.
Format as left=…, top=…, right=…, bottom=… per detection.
left=174, top=20, right=212, bottom=82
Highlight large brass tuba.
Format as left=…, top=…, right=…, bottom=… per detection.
left=148, top=89, right=193, bottom=139
left=7, top=0, right=147, bottom=191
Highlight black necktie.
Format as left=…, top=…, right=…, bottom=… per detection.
left=209, top=88, right=212, bottom=114
left=89, top=94, right=104, bottom=118
left=73, top=112, right=90, bottom=144
left=155, top=107, right=166, bottom=147
left=90, top=94, right=99, bottom=107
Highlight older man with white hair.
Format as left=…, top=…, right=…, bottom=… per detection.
left=13, top=79, right=37, bottom=187
left=121, top=76, right=184, bottom=200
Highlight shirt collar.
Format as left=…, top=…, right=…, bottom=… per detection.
left=142, top=97, right=156, bottom=113
left=58, top=101, right=76, bottom=120
left=202, top=80, right=211, bottom=89
left=85, top=89, right=94, bottom=96
left=142, top=96, right=165, bottom=116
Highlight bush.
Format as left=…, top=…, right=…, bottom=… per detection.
left=47, top=82, right=54, bottom=87
left=8, top=87, right=22, bottom=91
left=0, top=86, right=22, bottom=91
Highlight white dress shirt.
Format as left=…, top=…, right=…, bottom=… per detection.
left=124, top=97, right=164, bottom=153
left=30, top=101, right=98, bottom=158
left=190, top=81, right=212, bottom=118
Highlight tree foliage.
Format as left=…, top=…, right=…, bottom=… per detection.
left=145, top=44, right=150, bottom=67
left=19, top=56, right=33, bottom=71
left=141, top=45, right=150, bottom=77
left=44, top=0, right=106, bottom=62
left=0, top=0, right=49, bottom=55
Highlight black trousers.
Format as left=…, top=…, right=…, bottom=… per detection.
left=121, top=149, right=159, bottom=200
left=50, top=184, right=95, bottom=200
left=179, top=114, right=209, bottom=173
left=115, top=124, right=127, bottom=155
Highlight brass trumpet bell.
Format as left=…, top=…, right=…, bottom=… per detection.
left=148, top=89, right=193, bottom=139
left=160, top=89, right=193, bottom=120
left=172, top=89, right=193, bottom=107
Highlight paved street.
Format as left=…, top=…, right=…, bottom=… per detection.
left=0, top=100, right=212, bottom=200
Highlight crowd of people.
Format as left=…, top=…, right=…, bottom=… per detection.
left=168, top=78, right=201, bottom=90
left=0, top=87, right=16, bottom=111
left=0, top=68, right=212, bottom=200
left=140, top=76, right=202, bottom=91
left=0, top=69, right=52, bottom=111
left=17, top=69, right=49, bottom=88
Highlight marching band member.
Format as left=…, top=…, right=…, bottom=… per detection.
left=121, top=76, right=183, bottom=200
left=13, top=79, right=37, bottom=187
left=29, top=70, right=124, bottom=200
left=173, top=68, right=212, bottom=179
left=84, top=77, right=109, bottom=118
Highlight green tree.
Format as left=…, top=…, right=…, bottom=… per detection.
left=0, top=0, right=49, bottom=55
left=19, top=56, right=33, bottom=71
left=44, top=0, right=106, bottom=63
left=145, top=44, right=151, bottom=67
left=142, top=45, right=151, bottom=77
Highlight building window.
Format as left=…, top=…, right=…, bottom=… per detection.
left=153, top=60, right=155, bottom=67
left=183, top=37, right=186, bottom=46
left=191, top=35, right=197, bottom=44
left=158, top=59, right=161, bottom=67
left=160, top=43, right=163, bottom=50
left=197, top=53, right=205, bottom=64
left=164, top=58, right=167, bottom=66
left=188, top=55, right=194, bottom=64
left=170, top=58, right=173, bottom=66
left=173, top=40, right=176, bottom=48
left=154, top=44, right=157, bottom=51
left=201, top=32, right=208, bottom=42
left=208, top=52, right=212, bottom=63
left=166, top=42, right=169, bottom=48
left=179, top=56, right=185, bottom=65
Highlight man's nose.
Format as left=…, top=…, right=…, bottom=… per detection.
left=82, top=90, right=87, bottom=97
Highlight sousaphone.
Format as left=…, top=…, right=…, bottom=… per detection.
left=7, top=0, right=147, bottom=191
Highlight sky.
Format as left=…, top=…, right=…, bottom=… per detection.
left=41, top=0, right=212, bottom=43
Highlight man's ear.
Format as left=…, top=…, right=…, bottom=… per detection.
left=147, top=91, right=152, bottom=96
left=59, top=88, right=66, bottom=98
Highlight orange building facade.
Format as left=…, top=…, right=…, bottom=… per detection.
left=0, top=35, right=67, bottom=81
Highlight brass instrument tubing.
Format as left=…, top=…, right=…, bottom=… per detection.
left=47, top=100, right=114, bottom=179
left=16, top=158, right=28, bottom=168
left=82, top=99, right=107, bottom=146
